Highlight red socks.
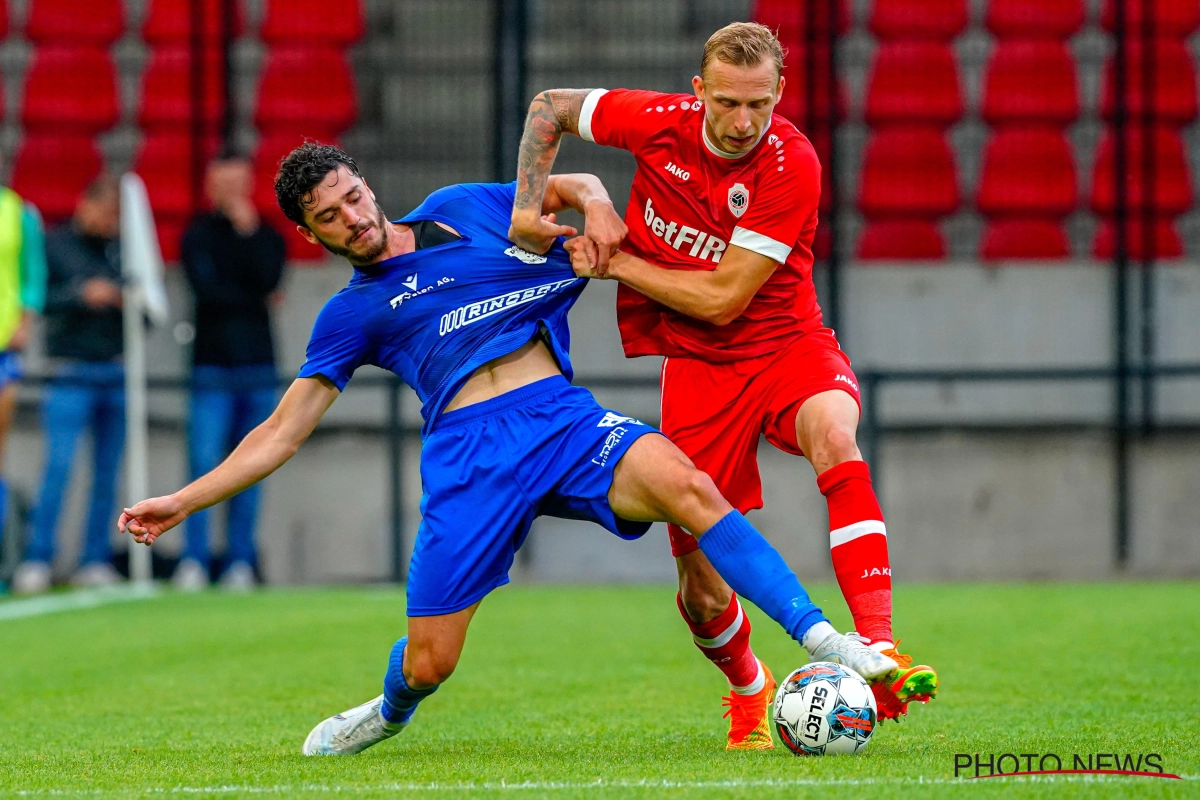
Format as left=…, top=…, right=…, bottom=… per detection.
left=817, top=460, right=893, bottom=646
left=677, top=592, right=764, bottom=694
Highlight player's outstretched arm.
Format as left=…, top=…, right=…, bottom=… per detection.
left=119, top=376, right=340, bottom=545
left=509, top=89, right=596, bottom=255
left=565, top=240, right=778, bottom=326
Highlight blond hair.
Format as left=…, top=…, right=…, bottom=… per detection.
left=701, top=22, right=786, bottom=80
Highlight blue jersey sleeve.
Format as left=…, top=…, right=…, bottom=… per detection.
left=297, top=294, right=370, bottom=390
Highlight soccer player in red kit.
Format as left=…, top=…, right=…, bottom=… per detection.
left=509, top=22, right=938, bottom=748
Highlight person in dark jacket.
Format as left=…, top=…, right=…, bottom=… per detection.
left=12, top=175, right=123, bottom=594
left=173, top=156, right=286, bottom=591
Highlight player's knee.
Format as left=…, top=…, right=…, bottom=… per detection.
left=811, top=423, right=861, bottom=471
left=665, top=467, right=723, bottom=521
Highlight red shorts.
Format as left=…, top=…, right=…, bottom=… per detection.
left=661, top=329, right=861, bottom=557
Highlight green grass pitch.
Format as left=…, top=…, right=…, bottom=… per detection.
left=0, top=582, right=1196, bottom=799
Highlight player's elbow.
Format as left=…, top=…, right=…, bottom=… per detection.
left=705, top=298, right=751, bottom=327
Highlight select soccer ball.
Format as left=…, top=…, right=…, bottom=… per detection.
left=772, top=662, right=877, bottom=756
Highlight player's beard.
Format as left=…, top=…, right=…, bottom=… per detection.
left=316, top=200, right=391, bottom=265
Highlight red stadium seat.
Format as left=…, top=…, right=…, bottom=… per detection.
left=1093, top=217, right=1183, bottom=259
left=1101, top=0, right=1200, bottom=37
left=254, top=132, right=328, bottom=262
left=985, top=0, right=1084, bottom=39
left=1091, top=126, right=1192, bottom=214
left=859, top=127, right=959, bottom=217
left=156, top=218, right=187, bottom=263
left=857, top=219, right=946, bottom=259
left=138, top=46, right=226, bottom=130
left=774, top=44, right=847, bottom=126
left=981, top=219, right=1070, bottom=260
left=865, top=41, right=962, bottom=125
left=260, top=0, right=364, bottom=45
left=142, top=0, right=245, bottom=44
left=1100, top=39, right=1198, bottom=124
left=983, top=40, right=1078, bottom=125
left=254, top=47, right=357, bottom=136
left=870, top=0, right=967, bottom=40
left=978, top=128, right=1077, bottom=216
left=22, top=46, right=119, bottom=133
left=26, top=0, right=124, bottom=45
left=0, top=1, right=8, bottom=41
left=753, top=0, right=851, bottom=44
left=134, top=132, right=220, bottom=219
left=10, top=134, right=103, bottom=222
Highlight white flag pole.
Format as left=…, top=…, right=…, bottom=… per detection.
left=120, top=173, right=169, bottom=585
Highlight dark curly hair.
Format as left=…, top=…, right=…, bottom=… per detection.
left=274, top=141, right=362, bottom=226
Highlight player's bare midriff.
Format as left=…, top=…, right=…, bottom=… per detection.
left=442, top=336, right=563, bottom=413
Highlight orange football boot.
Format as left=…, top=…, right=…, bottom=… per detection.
left=864, top=638, right=938, bottom=722
left=721, top=661, right=777, bottom=750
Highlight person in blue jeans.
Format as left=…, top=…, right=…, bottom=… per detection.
left=175, top=156, right=286, bottom=590
left=13, top=175, right=124, bottom=594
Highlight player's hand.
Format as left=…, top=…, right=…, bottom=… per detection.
left=7, top=312, right=32, bottom=351
left=565, top=237, right=603, bottom=279
left=119, top=494, right=189, bottom=546
left=581, top=199, right=627, bottom=277
left=508, top=211, right=577, bottom=255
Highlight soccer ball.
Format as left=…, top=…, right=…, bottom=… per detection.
left=772, top=662, right=877, bottom=756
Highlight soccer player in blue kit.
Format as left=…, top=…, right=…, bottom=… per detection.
left=118, top=143, right=899, bottom=755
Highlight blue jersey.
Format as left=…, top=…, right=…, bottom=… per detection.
left=298, top=182, right=585, bottom=435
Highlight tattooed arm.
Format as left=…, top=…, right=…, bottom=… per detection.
left=509, top=90, right=627, bottom=271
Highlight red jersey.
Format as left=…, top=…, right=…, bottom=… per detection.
left=580, top=88, right=824, bottom=362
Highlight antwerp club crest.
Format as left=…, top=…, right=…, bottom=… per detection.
left=727, top=182, right=749, bottom=218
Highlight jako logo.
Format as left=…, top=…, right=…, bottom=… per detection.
left=504, top=245, right=547, bottom=264
left=860, top=567, right=891, bottom=579
left=438, top=278, right=579, bottom=336
left=597, top=411, right=643, bottom=428
left=643, top=197, right=727, bottom=263
left=592, top=427, right=628, bottom=466
left=664, top=161, right=690, bottom=181
left=835, top=374, right=859, bottom=392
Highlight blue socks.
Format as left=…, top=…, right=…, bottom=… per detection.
left=381, top=636, right=438, bottom=725
left=697, top=511, right=829, bottom=645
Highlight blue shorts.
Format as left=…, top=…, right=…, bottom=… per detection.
left=0, top=351, right=21, bottom=390
left=407, top=375, right=660, bottom=616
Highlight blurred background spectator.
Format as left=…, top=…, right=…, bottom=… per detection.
left=172, top=156, right=285, bottom=592
left=11, top=175, right=122, bottom=595
left=0, top=154, right=46, bottom=571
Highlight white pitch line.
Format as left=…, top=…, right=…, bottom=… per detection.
left=4, top=774, right=1196, bottom=796
left=0, top=583, right=159, bottom=622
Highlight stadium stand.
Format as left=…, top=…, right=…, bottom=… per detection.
left=1101, top=38, right=1198, bottom=124
left=21, top=46, right=119, bottom=133
left=1100, top=0, right=1200, bottom=37
left=982, top=40, right=1079, bottom=125
left=869, top=0, right=967, bottom=41
left=137, top=46, right=227, bottom=131
left=11, top=134, right=103, bottom=222
left=260, top=0, right=364, bottom=46
left=754, top=0, right=849, bottom=40
left=142, top=0, right=244, bottom=44
left=254, top=46, right=358, bottom=137
left=25, top=0, right=124, bottom=45
left=865, top=41, right=962, bottom=125
left=857, top=128, right=960, bottom=215
left=774, top=44, right=846, bottom=126
left=985, top=0, right=1084, bottom=38
left=977, top=128, right=1076, bottom=259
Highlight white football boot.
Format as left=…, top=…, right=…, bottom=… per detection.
left=302, top=695, right=407, bottom=756
left=807, top=628, right=900, bottom=684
